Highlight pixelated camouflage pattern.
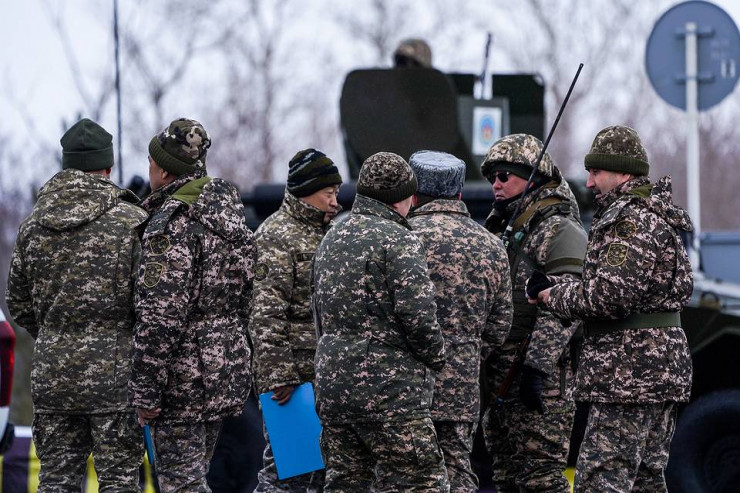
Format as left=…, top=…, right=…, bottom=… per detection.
left=394, top=38, right=433, bottom=68
left=156, top=118, right=211, bottom=167
left=547, top=176, right=694, bottom=403
left=250, top=191, right=332, bottom=394
left=152, top=420, right=222, bottom=492
left=33, top=411, right=142, bottom=491
left=356, top=152, right=418, bottom=204
left=433, top=421, right=478, bottom=492
left=312, top=194, right=445, bottom=424
left=481, top=134, right=555, bottom=180
left=587, top=125, right=648, bottom=163
left=408, top=199, right=512, bottom=421
left=6, top=169, right=147, bottom=413
left=482, top=341, right=575, bottom=493
left=130, top=172, right=255, bottom=423
left=255, top=421, right=324, bottom=492
left=320, top=418, right=449, bottom=492
left=575, top=402, right=677, bottom=492
left=485, top=172, right=586, bottom=378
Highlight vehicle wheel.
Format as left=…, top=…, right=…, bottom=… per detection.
left=666, top=390, right=740, bottom=493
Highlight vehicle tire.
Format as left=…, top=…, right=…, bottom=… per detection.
left=666, top=390, right=740, bottom=493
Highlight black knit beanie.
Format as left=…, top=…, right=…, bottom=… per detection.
left=287, top=149, right=342, bottom=197
left=60, top=118, right=114, bottom=171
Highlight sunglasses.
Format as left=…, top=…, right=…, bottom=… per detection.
left=494, top=171, right=512, bottom=183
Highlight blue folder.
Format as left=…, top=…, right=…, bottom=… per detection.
left=259, top=382, right=324, bottom=479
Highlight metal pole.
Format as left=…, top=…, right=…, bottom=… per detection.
left=114, top=0, right=123, bottom=185
left=685, top=22, right=701, bottom=269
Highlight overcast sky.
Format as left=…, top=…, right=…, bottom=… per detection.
left=2, top=0, right=739, bottom=188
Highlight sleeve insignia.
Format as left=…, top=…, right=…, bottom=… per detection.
left=254, top=263, right=269, bottom=281
left=614, top=220, right=637, bottom=239
left=606, top=242, right=629, bottom=267
left=149, top=234, right=171, bottom=255
left=142, top=262, right=165, bottom=288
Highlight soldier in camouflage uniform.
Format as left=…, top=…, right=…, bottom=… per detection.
left=129, top=118, right=255, bottom=492
left=479, top=134, right=587, bottom=492
left=6, top=118, right=147, bottom=492
left=312, top=152, right=449, bottom=492
left=534, top=125, right=693, bottom=492
left=250, top=148, right=342, bottom=492
left=407, top=150, right=512, bottom=492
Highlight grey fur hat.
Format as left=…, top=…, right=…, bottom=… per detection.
left=409, top=150, right=465, bottom=198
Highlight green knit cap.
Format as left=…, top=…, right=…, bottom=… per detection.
left=585, top=125, right=649, bottom=176
left=60, top=118, right=114, bottom=171
left=357, top=152, right=418, bottom=204
left=149, top=118, right=211, bottom=176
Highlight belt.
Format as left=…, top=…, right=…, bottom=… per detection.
left=583, top=312, right=681, bottom=337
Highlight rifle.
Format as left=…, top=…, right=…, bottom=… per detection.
left=494, top=64, right=583, bottom=404
left=501, top=63, right=583, bottom=249
left=143, top=424, right=162, bottom=493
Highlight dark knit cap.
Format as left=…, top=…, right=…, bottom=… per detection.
left=149, top=118, right=211, bottom=176
left=60, top=118, right=114, bottom=171
left=409, top=150, right=465, bottom=197
left=585, top=125, right=649, bottom=176
left=287, top=149, right=342, bottom=197
left=357, top=152, right=418, bottom=204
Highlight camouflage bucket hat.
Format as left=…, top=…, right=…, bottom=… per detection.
left=357, top=152, right=418, bottom=204
left=394, top=38, right=432, bottom=68
left=480, top=134, right=554, bottom=183
left=149, top=118, right=211, bottom=176
left=585, top=125, right=649, bottom=176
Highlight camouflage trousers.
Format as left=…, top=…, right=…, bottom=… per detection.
left=320, top=417, right=450, bottom=492
left=32, top=410, right=142, bottom=493
left=255, top=421, right=324, bottom=492
left=574, top=401, right=678, bottom=493
left=432, top=421, right=477, bottom=493
left=482, top=396, right=574, bottom=492
left=151, top=420, right=222, bottom=493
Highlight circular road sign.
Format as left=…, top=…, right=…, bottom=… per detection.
left=646, top=0, right=740, bottom=111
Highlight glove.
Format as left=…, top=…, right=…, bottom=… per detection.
left=519, top=366, right=547, bottom=414
left=525, top=270, right=554, bottom=300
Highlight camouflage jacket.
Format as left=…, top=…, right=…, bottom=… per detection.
left=485, top=170, right=587, bottom=379
left=408, top=199, right=511, bottom=421
left=312, top=194, right=446, bottom=424
left=249, top=191, right=332, bottom=394
left=129, top=172, right=255, bottom=423
left=547, top=176, right=693, bottom=403
left=6, top=169, right=147, bottom=414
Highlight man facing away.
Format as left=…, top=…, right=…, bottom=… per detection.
left=312, top=151, right=449, bottom=492
left=6, top=118, right=147, bottom=491
left=407, top=150, right=512, bottom=492
left=129, top=118, right=255, bottom=492
left=533, top=125, right=693, bottom=492
left=250, top=148, right=342, bottom=492
left=480, top=134, right=587, bottom=492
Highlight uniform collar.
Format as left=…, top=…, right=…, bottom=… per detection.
left=409, top=198, right=470, bottom=218
left=281, top=189, right=330, bottom=228
left=352, top=194, right=411, bottom=229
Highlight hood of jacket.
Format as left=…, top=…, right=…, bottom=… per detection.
left=173, top=175, right=251, bottom=242
left=597, top=175, right=693, bottom=233
left=33, top=169, right=140, bottom=231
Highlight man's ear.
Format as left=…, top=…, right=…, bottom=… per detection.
left=411, top=194, right=419, bottom=207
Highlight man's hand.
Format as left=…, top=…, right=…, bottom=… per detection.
left=272, top=385, right=296, bottom=405
left=137, top=407, right=161, bottom=426
left=528, top=287, right=552, bottom=306
left=525, top=271, right=553, bottom=300
left=519, top=366, right=547, bottom=414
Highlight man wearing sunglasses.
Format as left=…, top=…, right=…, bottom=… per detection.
left=479, top=134, right=587, bottom=492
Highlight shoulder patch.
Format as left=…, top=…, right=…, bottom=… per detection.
left=614, top=220, right=637, bottom=240
left=149, top=234, right=171, bottom=255
left=606, top=242, right=629, bottom=267
left=254, top=263, right=269, bottom=281
left=142, top=262, right=165, bottom=288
